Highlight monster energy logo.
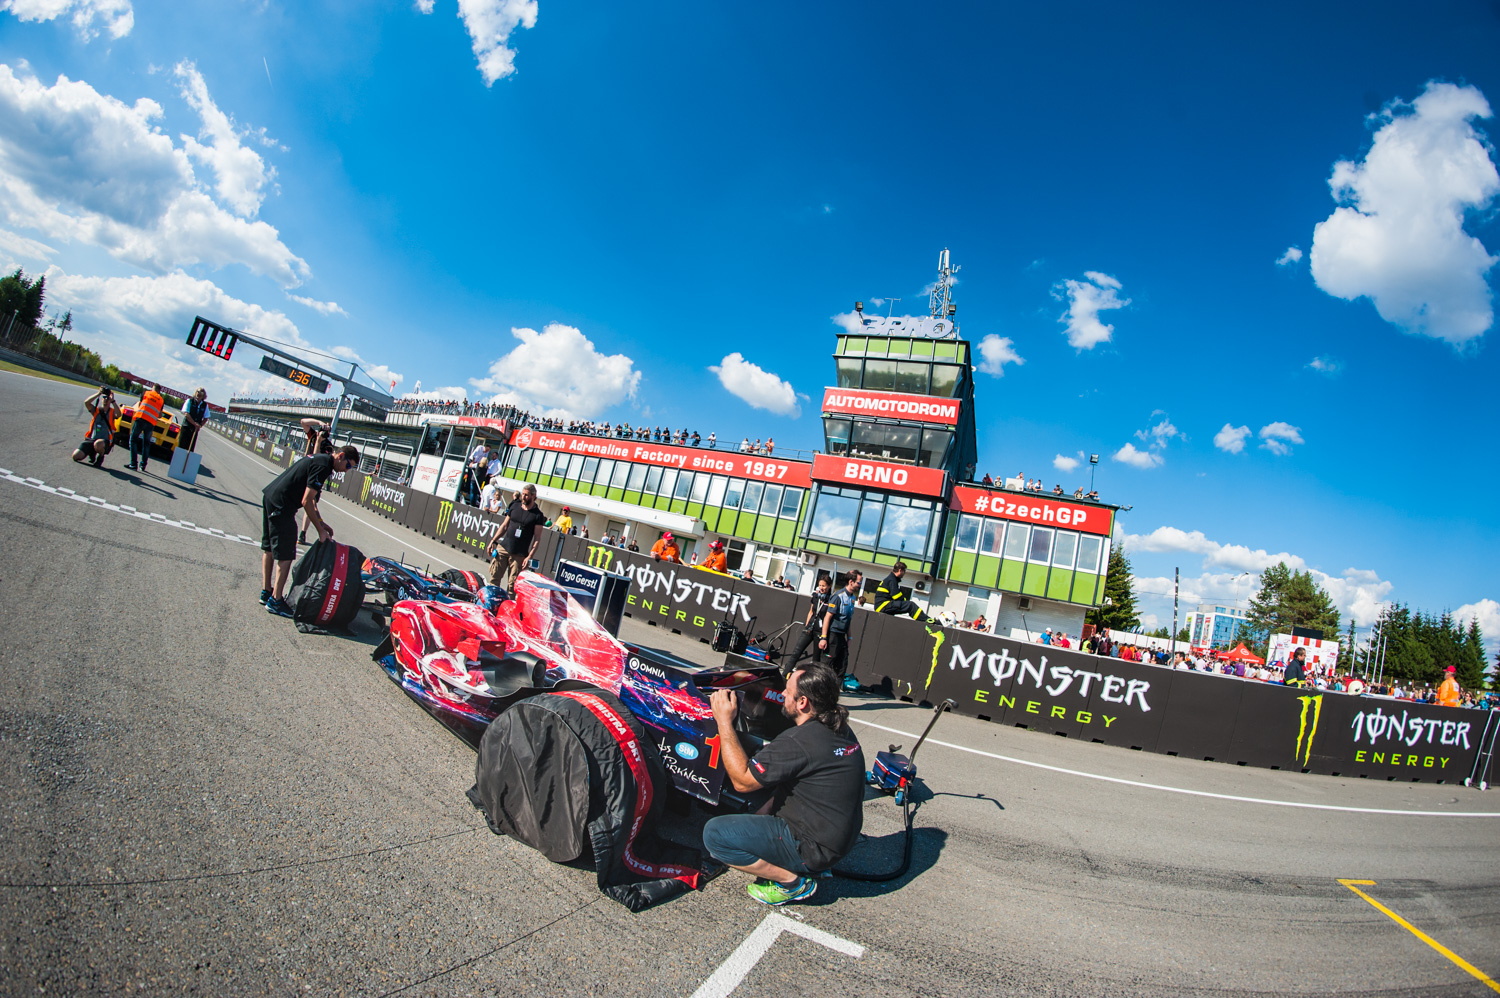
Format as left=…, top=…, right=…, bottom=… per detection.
left=1294, top=694, right=1323, bottom=767
left=586, top=545, right=613, bottom=571
left=437, top=500, right=454, bottom=534
left=923, top=624, right=946, bottom=692
left=361, top=475, right=372, bottom=504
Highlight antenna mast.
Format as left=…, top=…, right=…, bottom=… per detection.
left=929, top=247, right=959, bottom=335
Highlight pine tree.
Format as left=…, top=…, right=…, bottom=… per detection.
left=1245, top=563, right=1340, bottom=639
left=1087, top=549, right=1140, bottom=633
left=0, top=268, right=46, bottom=327
left=1458, top=616, right=1486, bottom=691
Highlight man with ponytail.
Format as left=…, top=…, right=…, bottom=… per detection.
left=703, top=663, right=866, bottom=906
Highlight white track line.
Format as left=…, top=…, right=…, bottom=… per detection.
left=0, top=469, right=256, bottom=545
left=691, top=913, right=863, bottom=998
left=208, top=432, right=466, bottom=572
left=848, top=717, right=1500, bottom=817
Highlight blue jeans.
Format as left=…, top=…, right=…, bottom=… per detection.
left=702, top=814, right=811, bottom=875
left=129, top=419, right=154, bottom=466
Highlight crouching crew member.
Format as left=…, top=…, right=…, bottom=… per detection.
left=260, top=444, right=360, bottom=617
left=703, top=663, right=866, bottom=906
left=872, top=561, right=928, bottom=622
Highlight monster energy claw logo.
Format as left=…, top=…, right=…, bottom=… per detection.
left=361, top=475, right=372, bottom=504
left=437, top=500, right=454, bottom=534
left=923, top=625, right=946, bottom=692
left=586, top=545, right=613, bottom=570
left=1294, top=694, right=1323, bottom=767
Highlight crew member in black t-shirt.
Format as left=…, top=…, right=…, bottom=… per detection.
left=782, top=575, right=834, bottom=674
left=260, top=444, right=359, bottom=617
left=486, top=483, right=546, bottom=590
left=702, top=663, right=866, bottom=907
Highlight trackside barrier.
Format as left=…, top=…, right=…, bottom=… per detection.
left=207, top=420, right=1485, bottom=784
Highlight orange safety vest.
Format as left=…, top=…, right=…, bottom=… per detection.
left=135, top=390, right=165, bottom=426
left=701, top=551, right=727, bottom=573
left=1437, top=676, right=1461, bottom=707
left=651, top=540, right=681, bottom=563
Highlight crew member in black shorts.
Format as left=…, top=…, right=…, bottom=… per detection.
left=260, top=444, right=358, bottom=617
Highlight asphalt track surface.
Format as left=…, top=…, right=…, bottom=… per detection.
left=2, top=370, right=1498, bottom=998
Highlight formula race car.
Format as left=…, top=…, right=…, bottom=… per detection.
left=111, top=405, right=182, bottom=455
left=361, top=556, right=485, bottom=607
left=372, top=569, right=790, bottom=805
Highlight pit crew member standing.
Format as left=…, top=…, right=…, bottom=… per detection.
left=703, top=663, right=865, bottom=906
left=261, top=444, right=359, bottom=617
left=871, top=561, right=928, bottom=622
left=74, top=387, right=120, bottom=466
left=700, top=539, right=728, bottom=573
left=650, top=531, right=682, bottom=563
left=127, top=383, right=166, bottom=472
left=486, top=483, right=545, bottom=590
left=1437, top=665, right=1462, bottom=707
left=297, top=418, right=333, bottom=545
left=179, top=387, right=209, bottom=452
left=784, top=575, right=834, bottom=673
left=818, top=570, right=862, bottom=689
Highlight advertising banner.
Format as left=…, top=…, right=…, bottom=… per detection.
left=950, top=485, right=1112, bottom=536
left=820, top=387, right=961, bottom=425
left=423, top=497, right=508, bottom=560
left=811, top=454, right=946, bottom=497
left=411, top=454, right=443, bottom=494
left=436, top=458, right=466, bottom=501
left=510, top=428, right=812, bottom=488
left=557, top=534, right=755, bottom=644
left=1267, top=632, right=1341, bottom=671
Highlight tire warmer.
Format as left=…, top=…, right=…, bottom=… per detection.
left=468, top=688, right=709, bottom=912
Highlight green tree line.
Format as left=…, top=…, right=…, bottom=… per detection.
left=1, top=269, right=134, bottom=391
left=1363, top=604, right=1489, bottom=691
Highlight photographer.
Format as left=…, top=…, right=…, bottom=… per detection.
left=703, top=663, right=866, bottom=907
left=73, top=386, right=120, bottom=467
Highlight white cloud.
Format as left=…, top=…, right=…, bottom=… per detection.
left=44, top=267, right=321, bottom=402
left=1258, top=421, right=1303, bottom=456
left=326, top=345, right=402, bottom=393
left=1123, top=525, right=1394, bottom=627
left=0, top=0, right=132, bottom=40
left=0, top=225, right=54, bottom=260
left=1053, top=270, right=1128, bottom=350
left=1275, top=246, right=1303, bottom=266
left=1310, top=81, right=1499, bottom=345
left=1307, top=355, right=1341, bottom=375
left=468, top=323, right=640, bottom=420
left=414, top=0, right=435, bottom=11
left=1454, top=599, right=1500, bottom=660
left=1135, top=418, right=1179, bottom=447
left=288, top=293, right=347, bottom=317
left=1053, top=452, right=1081, bottom=473
left=0, top=65, right=309, bottom=287
left=1213, top=423, right=1251, bottom=453
left=831, top=310, right=865, bottom=335
left=455, top=0, right=538, bottom=85
left=174, top=61, right=276, bottom=218
left=975, top=333, right=1024, bottom=376
left=709, top=352, right=801, bottom=417
left=1112, top=442, right=1161, bottom=469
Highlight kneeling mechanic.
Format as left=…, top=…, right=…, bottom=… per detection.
left=702, top=663, right=866, bottom=906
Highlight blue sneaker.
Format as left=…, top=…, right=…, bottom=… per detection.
left=258, top=589, right=271, bottom=605
left=747, top=876, right=816, bottom=906
left=841, top=675, right=861, bottom=693
left=265, top=596, right=294, bottom=618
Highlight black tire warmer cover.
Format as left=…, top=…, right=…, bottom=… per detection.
left=467, top=688, right=709, bottom=912
left=287, top=540, right=366, bottom=634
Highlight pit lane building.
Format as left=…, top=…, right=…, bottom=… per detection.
left=486, top=302, right=1121, bottom=641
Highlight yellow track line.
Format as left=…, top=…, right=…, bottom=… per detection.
left=1339, top=879, right=1500, bottom=993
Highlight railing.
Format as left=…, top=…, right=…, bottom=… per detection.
left=0, top=311, right=117, bottom=385
left=216, top=412, right=417, bottom=483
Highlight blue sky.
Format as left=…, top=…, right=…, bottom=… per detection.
left=1, top=1, right=1496, bottom=651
